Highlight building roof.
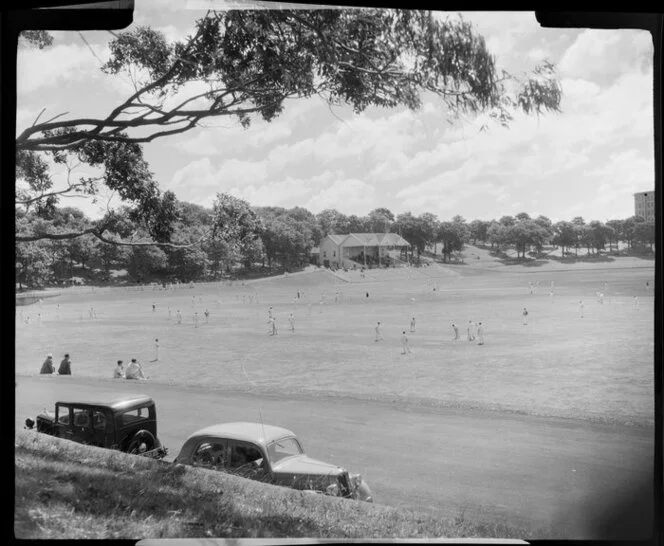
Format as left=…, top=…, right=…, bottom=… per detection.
left=333, top=232, right=411, bottom=247
left=184, top=422, right=296, bottom=446
left=326, top=233, right=347, bottom=245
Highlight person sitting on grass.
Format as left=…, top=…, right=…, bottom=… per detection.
left=58, top=353, right=72, bottom=375
left=40, top=354, right=55, bottom=374
left=125, top=358, right=146, bottom=380
left=113, top=360, right=125, bottom=379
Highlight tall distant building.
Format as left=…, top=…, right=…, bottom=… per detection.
left=634, top=190, right=655, bottom=221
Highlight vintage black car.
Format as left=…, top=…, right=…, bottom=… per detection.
left=24, top=394, right=167, bottom=459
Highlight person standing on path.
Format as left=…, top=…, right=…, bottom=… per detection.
left=58, top=353, right=72, bottom=375
left=477, top=322, right=485, bottom=345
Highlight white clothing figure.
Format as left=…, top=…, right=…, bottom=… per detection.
left=37, top=313, right=42, bottom=325
left=477, top=322, right=485, bottom=345
left=204, top=309, right=210, bottom=323
left=168, top=306, right=172, bottom=320
left=193, top=312, right=200, bottom=328
left=401, top=331, right=411, bottom=354
left=451, top=323, right=459, bottom=340
left=522, top=308, right=529, bottom=325
left=375, top=322, right=383, bottom=342
left=529, top=282, right=534, bottom=295
left=269, top=316, right=278, bottom=336
left=549, top=289, right=555, bottom=303
left=598, top=293, right=604, bottom=305
left=410, top=316, right=416, bottom=333
left=176, top=309, right=182, bottom=324
left=578, top=300, right=584, bottom=318
left=268, top=307, right=273, bottom=319
left=467, top=320, right=475, bottom=340
left=633, top=296, right=639, bottom=310
left=288, top=313, right=295, bottom=333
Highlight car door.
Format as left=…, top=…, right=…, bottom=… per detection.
left=227, top=440, right=270, bottom=482
left=71, top=407, right=95, bottom=445
left=89, top=409, right=114, bottom=447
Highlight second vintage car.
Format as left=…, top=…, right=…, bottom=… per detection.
left=174, top=421, right=373, bottom=502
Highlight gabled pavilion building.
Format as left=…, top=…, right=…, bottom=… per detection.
left=317, top=233, right=411, bottom=268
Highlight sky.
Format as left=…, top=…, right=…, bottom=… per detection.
left=15, top=3, right=655, bottom=224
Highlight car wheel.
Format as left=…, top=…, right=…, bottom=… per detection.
left=126, top=430, right=156, bottom=454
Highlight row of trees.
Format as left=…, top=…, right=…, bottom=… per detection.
left=15, top=199, right=655, bottom=289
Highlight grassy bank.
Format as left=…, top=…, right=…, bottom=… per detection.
left=15, top=429, right=541, bottom=540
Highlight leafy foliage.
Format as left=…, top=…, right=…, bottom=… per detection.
left=15, top=9, right=562, bottom=251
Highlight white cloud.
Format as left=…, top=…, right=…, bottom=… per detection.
left=559, top=29, right=652, bottom=82
left=17, top=42, right=102, bottom=94
left=304, top=179, right=377, bottom=215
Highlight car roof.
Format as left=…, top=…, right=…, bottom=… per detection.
left=186, top=422, right=296, bottom=446
left=56, top=394, right=154, bottom=411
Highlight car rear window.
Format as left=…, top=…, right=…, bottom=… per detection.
left=120, top=407, right=150, bottom=426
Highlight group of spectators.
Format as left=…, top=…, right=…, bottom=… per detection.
left=39, top=353, right=146, bottom=380
left=113, top=358, right=147, bottom=380
left=39, top=353, right=71, bottom=375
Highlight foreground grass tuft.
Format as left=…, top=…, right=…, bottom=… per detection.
left=15, top=429, right=542, bottom=540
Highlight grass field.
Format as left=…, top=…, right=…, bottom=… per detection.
left=15, top=249, right=655, bottom=427
left=15, top=429, right=538, bottom=540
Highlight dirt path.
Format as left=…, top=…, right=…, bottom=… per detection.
left=15, top=375, right=653, bottom=539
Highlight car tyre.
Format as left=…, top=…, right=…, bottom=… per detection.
left=126, top=430, right=156, bottom=454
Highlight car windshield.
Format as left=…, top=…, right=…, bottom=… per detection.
left=267, top=437, right=303, bottom=464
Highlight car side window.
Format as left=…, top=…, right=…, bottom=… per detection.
left=229, top=443, right=264, bottom=470
left=72, top=408, right=90, bottom=428
left=192, top=441, right=227, bottom=469
left=121, top=407, right=149, bottom=427
left=56, top=406, right=71, bottom=425
left=92, top=410, right=108, bottom=431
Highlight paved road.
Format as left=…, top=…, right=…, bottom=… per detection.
left=15, top=375, right=653, bottom=539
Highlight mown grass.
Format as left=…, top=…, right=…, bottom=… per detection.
left=15, top=429, right=544, bottom=540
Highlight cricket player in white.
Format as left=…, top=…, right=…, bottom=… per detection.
left=477, top=322, right=485, bottom=345
left=578, top=300, right=584, bottom=318
left=452, top=323, right=459, bottom=340
left=375, top=322, right=383, bottom=342
left=288, top=313, right=295, bottom=333
left=401, top=331, right=411, bottom=354
left=410, top=316, right=416, bottom=333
